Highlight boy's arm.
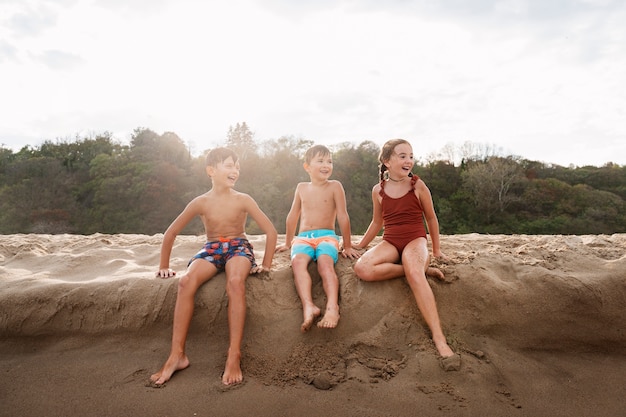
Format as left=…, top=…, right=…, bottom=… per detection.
left=355, top=185, right=384, bottom=250
left=333, top=182, right=359, bottom=259
left=156, top=199, right=199, bottom=278
left=417, top=181, right=447, bottom=260
left=277, top=185, right=301, bottom=252
left=245, top=195, right=278, bottom=272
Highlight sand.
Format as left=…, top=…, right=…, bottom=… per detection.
left=0, top=233, right=624, bottom=417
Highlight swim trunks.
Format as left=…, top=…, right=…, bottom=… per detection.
left=291, top=229, right=340, bottom=263
left=188, top=237, right=257, bottom=270
left=381, top=175, right=427, bottom=254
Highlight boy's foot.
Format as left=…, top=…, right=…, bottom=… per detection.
left=149, top=353, right=190, bottom=386
left=301, top=305, right=321, bottom=332
left=222, top=349, right=243, bottom=385
left=317, top=306, right=340, bottom=329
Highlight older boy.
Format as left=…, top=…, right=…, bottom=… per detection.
left=277, top=145, right=360, bottom=332
left=150, top=147, right=277, bottom=386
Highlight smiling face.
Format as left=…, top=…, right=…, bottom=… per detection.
left=304, top=151, right=333, bottom=182
left=384, top=142, right=414, bottom=179
left=206, top=156, right=240, bottom=187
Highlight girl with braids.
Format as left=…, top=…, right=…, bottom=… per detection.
left=354, top=139, right=460, bottom=370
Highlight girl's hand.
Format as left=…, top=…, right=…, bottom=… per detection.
left=433, top=251, right=450, bottom=263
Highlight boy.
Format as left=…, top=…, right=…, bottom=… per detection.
left=150, top=147, right=277, bottom=386
left=277, top=145, right=360, bottom=332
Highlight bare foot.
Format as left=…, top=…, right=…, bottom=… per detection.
left=440, top=353, right=461, bottom=371
left=149, top=353, right=190, bottom=386
left=426, top=266, right=445, bottom=281
left=317, top=306, right=340, bottom=329
left=433, top=336, right=455, bottom=358
left=300, top=304, right=321, bottom=333
left=222, top=349, right=243, bottom=385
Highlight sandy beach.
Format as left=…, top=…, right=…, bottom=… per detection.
left=1, top=233, right=624, bottom=417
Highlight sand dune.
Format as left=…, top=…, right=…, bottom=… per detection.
left=1, top=233, right=624, bottom=417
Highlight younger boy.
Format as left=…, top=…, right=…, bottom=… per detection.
left=277, top=145, right=360, bottom=332
left=150, top=147, right=277, bottom=386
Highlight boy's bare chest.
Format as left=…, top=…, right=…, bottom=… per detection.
left=202, top=197, right=245, bottom=222
left=301, top=187, right=334, bottom=207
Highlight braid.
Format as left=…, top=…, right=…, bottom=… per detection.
left=379, top=164, right=387, bottom=181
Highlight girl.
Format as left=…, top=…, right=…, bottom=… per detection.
left=354, top=139, right=459, bottom=370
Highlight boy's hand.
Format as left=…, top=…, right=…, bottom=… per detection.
left=155, top=268, right=176, bottom=278
left=276, top=244, right=290, bottom=253
left=341, top=247, right=361, bottom=259
left=250, top=265, right=270, bottom=274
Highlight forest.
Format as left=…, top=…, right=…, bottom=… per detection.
left=1, top=124, right=624, bottom=236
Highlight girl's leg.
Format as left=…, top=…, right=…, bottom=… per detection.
left=150, top=260, right=217, bottom=385
left=353, top=241, right=402, bottom=281
left=402, top=239, right=454, bottom=358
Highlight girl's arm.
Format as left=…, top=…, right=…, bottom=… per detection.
left=417, top=180, right=444, bottom=258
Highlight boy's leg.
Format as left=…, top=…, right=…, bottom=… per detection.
left=401, top=239, right=454, bottom=359
left=222, top=256, right=252, bottom=385
left=150, top=260, right=218, bottom=385
left=316, top=254, right=340, bottom=329
left=291, top=253, right=320, bottom=332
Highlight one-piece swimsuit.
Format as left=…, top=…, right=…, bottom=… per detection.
left=380, top=175, right=426, bottom=254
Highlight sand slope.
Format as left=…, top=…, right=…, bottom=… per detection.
left=1, top=233, right=625, bottom=417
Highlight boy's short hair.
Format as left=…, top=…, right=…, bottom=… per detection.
left=206, top=147, right=239, bottom=167
left=304, top=145, right=331, bottom=164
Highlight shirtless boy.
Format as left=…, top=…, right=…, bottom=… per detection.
left=277, top=145, right=360, bottom=332
left=150, top=147, right=277, bottom=386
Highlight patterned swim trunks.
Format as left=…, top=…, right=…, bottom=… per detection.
left=188, top=238, right=257, bottom=271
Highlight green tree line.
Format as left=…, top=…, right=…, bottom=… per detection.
left=1, top=125, right=624, bottom=235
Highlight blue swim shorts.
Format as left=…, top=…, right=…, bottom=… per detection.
left=188, top=238, right=257, bottom=271
left=291, top=229, right=340, bottom=263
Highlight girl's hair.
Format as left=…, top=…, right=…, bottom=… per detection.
left=206, top=147, right=239, bottom=167
left=378, top=139, right=411, bottom=181
left=304, top=145, right=331, bottom=164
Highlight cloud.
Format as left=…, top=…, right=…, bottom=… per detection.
left=2, top=1, right=59, bottom=38
left=0, top=40, right=18, bottom=63
left=31, top=49, right=84, bottom=70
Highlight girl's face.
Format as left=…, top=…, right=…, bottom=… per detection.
left=386, top=143, right=414, bottom=176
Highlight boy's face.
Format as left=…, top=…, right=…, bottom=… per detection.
left=304, top=152, right=333, bottom=181
left=206, top=156, right=240, bottom=187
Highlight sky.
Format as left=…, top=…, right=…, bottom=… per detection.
left=1, top=0, right=625, bottom=167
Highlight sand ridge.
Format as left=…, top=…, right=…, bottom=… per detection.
left=1, top=233, right=625, bottom=416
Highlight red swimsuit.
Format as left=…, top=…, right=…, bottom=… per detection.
left=380, top=175, right=427, bottom=254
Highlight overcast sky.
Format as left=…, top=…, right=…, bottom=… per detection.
left=1, top=0, right=624, bottom=166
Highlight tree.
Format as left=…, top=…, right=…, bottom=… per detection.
left=226, top=122, right=257, bottom=159
left=333, top=141, right=380, bottom=234
left=462, top=156, right=526, bottom=225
